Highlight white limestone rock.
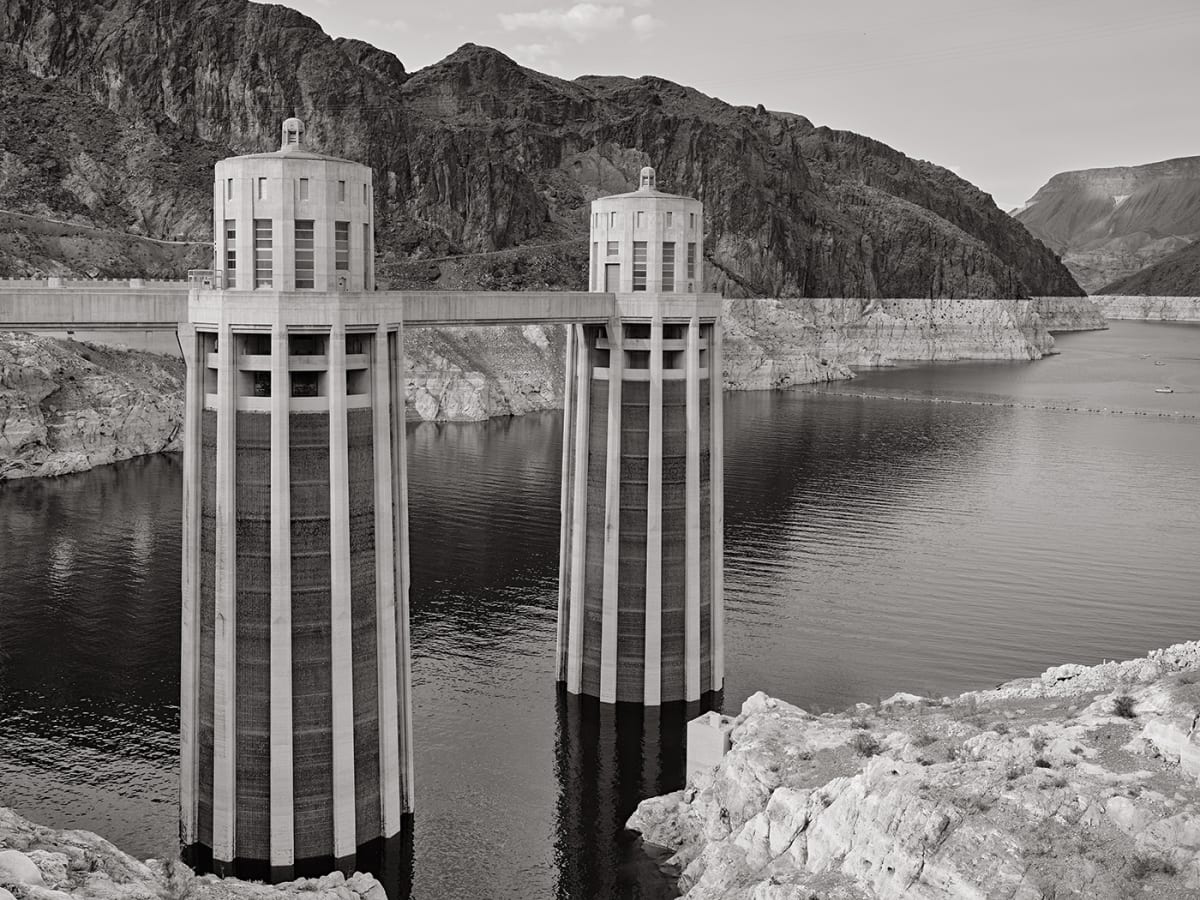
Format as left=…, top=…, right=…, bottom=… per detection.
left=629, top=641, right=1200, bottom=898
left=0, top=808, right=387, bottom=900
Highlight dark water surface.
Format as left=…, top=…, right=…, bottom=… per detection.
left=2, top=321, right=1198, bottom=898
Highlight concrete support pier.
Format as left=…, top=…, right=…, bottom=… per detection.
left=557, top=168, right=725, bottom=704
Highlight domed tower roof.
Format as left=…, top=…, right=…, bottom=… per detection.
left=281, top=117, right=305, bottom=152
left=639, top=166, right=657, bottom=191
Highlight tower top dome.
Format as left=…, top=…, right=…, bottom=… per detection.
left=281, top=117, right=305, bottom=151
left=638, top=166, right=656, bottom=191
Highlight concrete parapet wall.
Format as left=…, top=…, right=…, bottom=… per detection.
left=1089, top=295, right=1200, bottom=322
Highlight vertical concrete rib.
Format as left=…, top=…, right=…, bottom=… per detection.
left=599, top=318, right=623, bottom=704
left=179, top=323, right=201, bottom=846
left=388, top=326, right=415, bottom=813
left=212, top=321, right=238, bottom=863
left=327, top=323, right=356, bottom=857
left=566, top=324, right=591, bottom=694
left=643, top=316, right=664, bottom=705
left=684, top=315, right=702, bottom=702
left=709, top=321, right=725, bottom=693
left=371, top=325, right=403, bottom=835
left=268, top=323, right=294, bottom=867
left=555, top=324, right=578, bottom=682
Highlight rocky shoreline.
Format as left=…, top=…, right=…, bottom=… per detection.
left=0, top=807, right=386, bottom=900
left=0, top=295, right=1104, bottom=480
left=1090, top=295, right=1200, bottom=322
left=628, top=642, right=1200, bottom=899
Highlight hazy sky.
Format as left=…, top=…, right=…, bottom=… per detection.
left=284, top=0, right=1200, bottom=211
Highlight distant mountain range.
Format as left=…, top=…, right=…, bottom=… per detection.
left=0, top=0, right=1081, bottom=298
left=1014, top=157, right=1200, bottom=293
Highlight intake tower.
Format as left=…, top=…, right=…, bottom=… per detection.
left=179, top=118, right=413, bottom=877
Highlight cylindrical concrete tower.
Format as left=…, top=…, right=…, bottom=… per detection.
left=179, top=120, right=413, bottom=878
left=557, top=167, right=724, bottom=705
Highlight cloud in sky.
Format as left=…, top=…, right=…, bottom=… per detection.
left=499, top=3, right=627, bottom=42
left=630, top=13, right=658, bottom=40
left=364, top=17, right=410, bottom=32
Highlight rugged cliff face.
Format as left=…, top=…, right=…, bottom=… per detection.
left=0, top=332, right=183, bottom=479
left=630, top=642, right=1200, bottom=899
left=0, top=0, right=1080, bottom=299
left=1015, top=157, right=1200, bottom=292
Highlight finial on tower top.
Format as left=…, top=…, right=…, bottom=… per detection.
left=639, top=166, right=656, bottom=191
left=281, top=117, right=305, bottom=151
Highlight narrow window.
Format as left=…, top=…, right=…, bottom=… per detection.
left=337, top=180, right=346, bottom=203
left=665, top=211, right=673, bottom=227
left=662, top=241, right=675, bottom=292
left=363, top=222, right=370, bottom=286
left=363, top=183, right=368, bottom=204
left=635, top=210, right=645, bottom=228
left=609, top=211, right=617, bottom=227
left=689, top=212, right=695, bottom=229
left=687, top=242, right=696, bottom=280
left=299, top=178, right=309, bottom=201
left=226, top=178, right=233, bottom=200
left=632, top=241, right=647, bottom=292
left=294, top=220, right=314, bottom=289
left=606, top=241, right=618, bottom=257
left=224, top=220, right=236, bottom=288
left=335, top=221, right=350, bottom=271
left=254, top=219, right=272, bottom=288
left=257, top=177, right=266, bottom=200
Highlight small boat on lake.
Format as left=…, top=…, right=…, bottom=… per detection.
left=1155, top=386, right=1174, bottom=393
left=1155, top=360, right=1167, bottom=366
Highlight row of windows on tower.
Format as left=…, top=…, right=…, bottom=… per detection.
left=593, top=210, right=697, bottom=230
left=224, top=220, right=367, bottom=289
left=225, top=177, right=369, bottom=204
left=595, top=241, right=697, bottom=291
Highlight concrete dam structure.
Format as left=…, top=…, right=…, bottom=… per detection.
left=157, top=120, right=725, bottom=876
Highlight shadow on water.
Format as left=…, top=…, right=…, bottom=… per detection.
left=553, top=688, right=722, bottom=900
left=182, top=821, right=415, bottom=899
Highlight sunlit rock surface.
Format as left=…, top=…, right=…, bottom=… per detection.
left=630, top=642, right=1200, bottom=899
left=0, top=332, right=182, bottom=479
left=0, top=807, right=386, bottom=900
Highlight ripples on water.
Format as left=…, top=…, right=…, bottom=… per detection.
left=1, top=321, right=1198, bottom=898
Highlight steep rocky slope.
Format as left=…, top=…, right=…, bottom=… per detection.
left=0, top=332, right=183, bottom=478
left=631, top=642, right=1200, bottom=899
left=0, top=806, right=388, bottom=900
left=1098, top=238, right=1200, bottom=296
left=0, top=0, right=1080, bottom=299
left=1015, top=157, right=1200, bottom=292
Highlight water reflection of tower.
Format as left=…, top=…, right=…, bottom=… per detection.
left=553, top=687, right=720, bottom=900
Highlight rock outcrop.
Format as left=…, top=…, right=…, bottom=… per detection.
left=1090, top=295, right=1200, bottom=322
left=1098, top=239, right=1200, bottom=297
left=629, top=642, right=1200, bottom=899
left=1015, top=156, right=1200, bottom=292
left=0, top=806, right=387, bottom=900
left=0, top=0, right=1080, bottom=299
left=1028, top=296, right=1108, bottom=331
left=0, top=332, right=182, bottom=479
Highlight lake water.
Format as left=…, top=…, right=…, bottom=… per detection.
left=1, top=320, right=1198, bottom=898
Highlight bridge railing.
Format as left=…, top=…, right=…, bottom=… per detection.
left=188, top=270, right=224, bottom=290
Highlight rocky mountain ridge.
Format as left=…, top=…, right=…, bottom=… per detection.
left=0, top=0, right=1082, bottom=299
left=1015, top=156, right=1200, bottom=292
